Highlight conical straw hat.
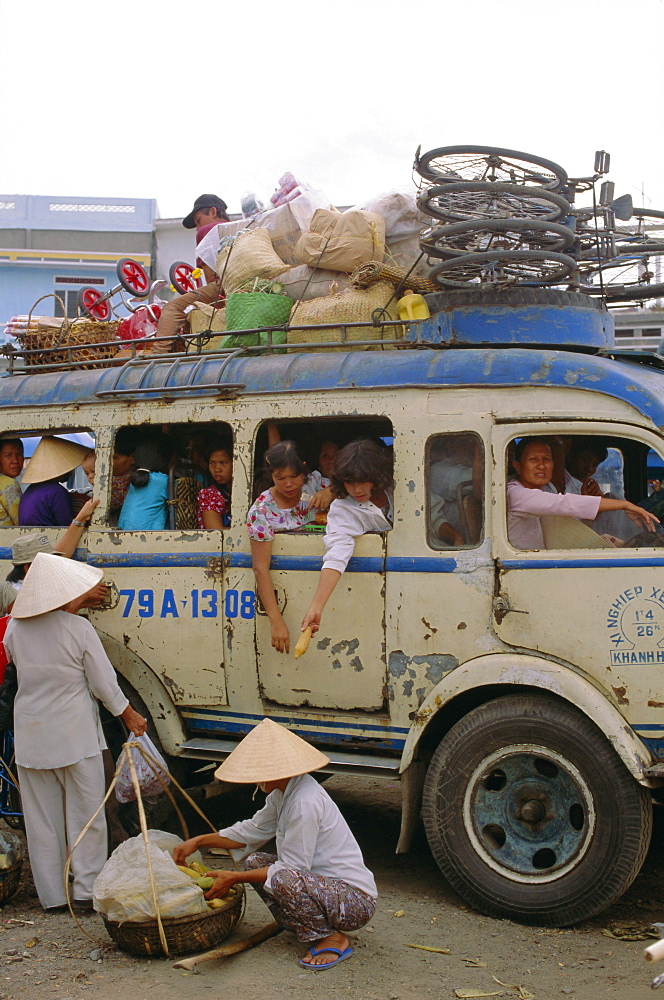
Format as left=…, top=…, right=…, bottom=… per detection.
left=214, top=718, right=329, bottom=783
left=22, top=436, right=89, bottom=485
left=11, top=552, right=103, bottom=619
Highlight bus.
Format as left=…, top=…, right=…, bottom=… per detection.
left=3, top=285, right=664, bottom=927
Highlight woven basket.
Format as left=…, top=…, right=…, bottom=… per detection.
left=16, top=295, right=119, bottom=370
left=224, top=291, right=292, bottom=348
left=102, top=883, right=244, bottom=957
left=287, top=280, right=401, bottom=351
left=0, top=862, right=22, bottom=905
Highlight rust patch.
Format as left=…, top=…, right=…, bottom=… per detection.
left=612, top=685, right=629, bottom=706
left=457, top=622, right=467, bottom=630
left=204, top=556, right=226, bottom=585
left=648, top=700, right=664, bottom=708
left=161, top=673, right=185, bottom=701
left=421, top=617, right=437, bottom=634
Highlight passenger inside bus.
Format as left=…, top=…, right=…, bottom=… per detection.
left=118, top=435, right=173, bottom=531
left=0, top=438, right=24, bottom=527
left=19, top=436, right=90, bottom=528
left=429, top=434, right=483, bottom=547
left=197, top=439, right=233, bottom=528
left=507, top=436, right=658, bottom=549
left=302, top=439, right=394, bottom=637
left=563, top=436, right=634, bottom=541
left=248, top=441, right=332, bottom=653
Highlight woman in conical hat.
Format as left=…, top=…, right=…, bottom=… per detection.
left=18, top=436, right=89, bottom=528
left=173, top=718, right=377, bottom=971
left=3, top=553, right=147, bottom=912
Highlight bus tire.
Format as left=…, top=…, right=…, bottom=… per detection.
left=421, top=692, right=652, bottom=926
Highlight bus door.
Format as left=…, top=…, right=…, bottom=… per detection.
left=87, top=425, right=229, bottom=707
left=491, top=423, right=664, bottom=744
left=254, top=530, right=388, bottom=712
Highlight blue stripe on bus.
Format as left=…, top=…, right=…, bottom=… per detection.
left=501, top=557, right=664, bottom=570
left=23, top=551, right=458, bottom=573
left=182, top=713, right=406, bottom=750
left=182, top=707, right=408, bottom=736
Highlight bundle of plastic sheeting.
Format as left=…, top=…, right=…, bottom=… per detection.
left=93, top=831, right=208, bottom=924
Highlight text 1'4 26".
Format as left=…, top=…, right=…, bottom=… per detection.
left=118, top=588, right=255, bottom=619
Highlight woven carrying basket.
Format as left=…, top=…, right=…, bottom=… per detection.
left=0, top=862, right=22, bottom=905
left=224, top=291, right=292, bottom=348
left=17, top=295, right=119, bottom=370
left=287, top=280, right=400, bottom=351
left=101, top=883, right=244, bottom=957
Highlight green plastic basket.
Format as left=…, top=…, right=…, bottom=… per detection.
left=223, top=291, right=292, bottom=348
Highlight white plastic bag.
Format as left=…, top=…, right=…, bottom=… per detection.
left=93, top=833, right=209, bottom=923
left=115, top=734, right=170, bottom=803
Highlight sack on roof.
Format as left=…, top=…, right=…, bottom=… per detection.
left=294, top=209, right=386, bottom=273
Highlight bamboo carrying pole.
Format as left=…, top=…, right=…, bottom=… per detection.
left=63, top=738, right=238, bottom=953
left=172, top=921, right=282, bottom=970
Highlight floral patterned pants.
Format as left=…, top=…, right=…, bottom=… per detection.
left=244, top=851, right=376, bottom=944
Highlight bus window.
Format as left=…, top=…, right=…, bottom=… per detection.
left=0, top=430, right=95, bottom=530
left=507, top=434, right=664, bottom=550
left=427, top=433, right=484, bottom=549
left=252, top=418, right=394, bottom=527
left=111, top=422, right=233, bottom=530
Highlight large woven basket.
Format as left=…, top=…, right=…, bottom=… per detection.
left=0, top=862, right=22, bottom=905
left=17, top=295, right=119, bottom=370
left=101, top=884, right=244, bottom=957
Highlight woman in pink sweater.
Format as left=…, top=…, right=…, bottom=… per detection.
left=507, top=437, right=658, bottom=549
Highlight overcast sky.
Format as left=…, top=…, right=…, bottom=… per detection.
left=1, top=0, right=663, bottom=220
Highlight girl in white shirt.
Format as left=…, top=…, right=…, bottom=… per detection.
left=302, top=439, right=393, bottom=637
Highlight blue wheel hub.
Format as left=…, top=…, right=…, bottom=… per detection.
left=463, top=744, right=595, bottom=881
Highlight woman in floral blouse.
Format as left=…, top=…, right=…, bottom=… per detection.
left=247, top=441, right=331, bottom=653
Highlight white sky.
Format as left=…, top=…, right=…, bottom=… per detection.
left=1, top=0, right=663, bottom=220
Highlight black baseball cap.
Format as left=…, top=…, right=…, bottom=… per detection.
left=182, top=194, right=229, bottom=229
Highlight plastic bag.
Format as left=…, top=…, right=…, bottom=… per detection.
left=115, top=733, right=171, bottom=803
left=357, top=189, right=427, bottom=240
left=0, top=830, right=22, bottom=868
left=93, top=832, right=209, bottom=923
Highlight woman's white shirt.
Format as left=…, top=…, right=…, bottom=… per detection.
left=3, top=611, right=128, bottom=769
left=322, top=493, right=393, bottom=574
left=218, top=772, right=377, bottom=898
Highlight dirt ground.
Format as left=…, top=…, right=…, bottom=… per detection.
left=0, top=775, right=662, bottom=1000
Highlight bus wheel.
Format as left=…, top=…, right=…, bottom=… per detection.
left=421, top=692, right=652, bottom=926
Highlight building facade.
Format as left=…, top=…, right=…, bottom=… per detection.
left=0, top=195, right=157, bottom=329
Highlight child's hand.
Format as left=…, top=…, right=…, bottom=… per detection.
left=301, top=607, right=321, bottom=635
left=308, top=488, right=332, bottom=511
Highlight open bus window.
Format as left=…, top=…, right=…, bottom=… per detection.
left=427, top=433, right=484, bottom=550
left=0, top=430, right=94, bottom=529
left=111, top=422, right=232, bottom=530
left=253, top=418, right=394, bottom=533
left=507, top=433, right=664, bottom=550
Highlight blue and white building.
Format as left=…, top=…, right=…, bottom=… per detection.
left=0, top=195, right=157, bottom=333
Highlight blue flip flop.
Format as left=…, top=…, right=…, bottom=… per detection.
left=299, top=945, right=354, bottom=970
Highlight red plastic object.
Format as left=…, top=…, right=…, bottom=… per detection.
left=117, top=304, right=162, bottom=341
left=0, top=615, right=11, bottom=684
left=78, top=287, right=112, bottom=321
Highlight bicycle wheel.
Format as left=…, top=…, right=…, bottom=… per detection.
left=579, top=249, right=664, bottom=292
left=418, top=182, right=570, bottom=225
left=421, top=219, right=575, bottom=259
left=414, top=144, right=568, bottom=191
left=618, top=208, right=664, bottom=242
left=431, top=250, right=577, bottom=288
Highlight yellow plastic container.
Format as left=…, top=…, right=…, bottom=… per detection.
left=396, top=289, right=430, bottom=321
